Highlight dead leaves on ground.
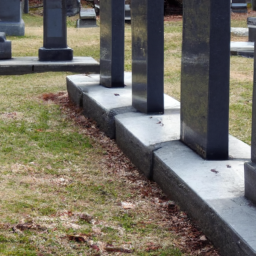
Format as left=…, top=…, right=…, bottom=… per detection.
left=41, top=92, right=220, bottom=255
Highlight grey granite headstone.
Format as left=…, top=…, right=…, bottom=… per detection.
left=0, top=32, right=11, bottom=59
left=100, top=0, right=124, bottom=87
left=180, top=0, right=230, bottom=160
left=24, top=0, right=29, bottom=14
left=231, top=3, right=248, bottom=13
left=39, top=0, right=73, bottom=61
left=244, top=46, right=256, bottom=205
left=131, top=0, right=164, bottom=114
left=76, top=8, right=97, bottom=28
left=0, top=0, right=25, bottom=36
left=66, top=0, right=80, bottom=16
left=247, top=17, right=256, bottom=42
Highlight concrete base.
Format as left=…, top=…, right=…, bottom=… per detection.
left=231, top=27, right=248, bottom=37
left=39, top=47, right=73, bottom=61
left=230, top=41, right=254, bottom=58
left=66, top=72, right=256, bottom=256
left=0, top=20, right=25, bottom=36
left=0, top=56, right=99, bottom=75
left=244, top=161, right=256, bottom=205
left=76, top=19, right=98, bottom=28
left=231, top=3, right=248, bottom=13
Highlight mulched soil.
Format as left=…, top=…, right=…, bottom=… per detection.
left=41, top=92, right=220, bottom=256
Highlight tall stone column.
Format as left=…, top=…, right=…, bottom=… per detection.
left=39, top=0, right=73, bottom=61
left=244, top=46, right=256, bottom=205
left=100, top=0, right=125, bottom=88
left=131, top=0, right=164, bottom=114
left=180, top=0, right=230, bottom=160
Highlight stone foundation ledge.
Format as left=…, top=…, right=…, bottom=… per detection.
left=67, top=72, right=256, bottom=256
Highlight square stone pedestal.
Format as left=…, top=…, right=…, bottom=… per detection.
left=244, top=161, right=256, bottom=205
left=38, top=47, right=73, bottom=61
left=0, top=20, right=25, bottom=36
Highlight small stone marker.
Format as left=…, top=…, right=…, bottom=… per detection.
left=244, top=45, right=256, bottom=205
left=180, top=0, right=230, bottom=160
left=24, top=0, right=29, bottom=14
left=231, top=3, right=248, bottom=13
left=76, top=8, right=97, bottom=28
left=0, top=32, right=12, bottom=59
left=247, top=17, right=256, bottom=42
left=125, top=4, right=131, bottom=21
left=131, top=0, right=164, bottom=113
left=66, top=0, right=80, bottom=16
left=39, top=0, right=73, bottom=61
left=100, top=0, right=124, bottom=87
left=0, top=0, right=25, bottom=36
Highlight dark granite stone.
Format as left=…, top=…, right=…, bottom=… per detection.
left=0, top=0, right=25, bottom=36
left=100, top=0, right=124, bottom=88
left=231, top=3, right=248, bottom=13
left=131, top=0, right=164, bottom=114
left=39, top=0, right=73, bottom=61
left=247, top=17, right=256, bottom=42
left=180, top=0, right=230, bottom=160
left=244, top=47, right=256, bottom=205
left=0, top=32, right=11, bottom=60
left=66, top=0, right=80, bottom=16
left=24, top=0, right=29, bottom=14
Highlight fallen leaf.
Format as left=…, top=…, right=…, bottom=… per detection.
left=114, top=94, right=120, bottom=96
left=66, top=234, right=88, bottom=243
left=210, top=169, right=218, bottom=174
left=227, top=165, right=231, bottom=168
left=121, top=202, right=135, bottom=209
left=79, top=213, right=93, bottom=223
left=105, top=246, right=133, bottom=253
left=200, top=235, right=207, bottom=241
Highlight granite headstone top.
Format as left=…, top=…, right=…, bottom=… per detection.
left=66, top=0, right=80, bottom=16
left=0, top=0, right=25, bottom=36
left=76, top=8, right=98, bottom=28
left=0, top=32, right=12, bottom=59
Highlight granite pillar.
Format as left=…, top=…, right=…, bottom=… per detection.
left=180, top=0, right=230, bottom=160
left=244, top=47, right=256, bottom=205
left=131, top=0, right=164, bottom=114
left=39, top=0, right=73, bottom=61
left=0, top=0, right=25, bottom=36
left=100, top=0, right=124, bottom=88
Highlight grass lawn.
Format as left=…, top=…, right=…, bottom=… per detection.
left=0, top=8, right=253, bottom=256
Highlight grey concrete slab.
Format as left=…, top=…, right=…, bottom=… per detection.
left=153, top=140, right=256, bottom=256
left=67, top=72, right=136, bottom=138
left=231, top=41, right=254, bottom=58
left=80, top=8, right=96, bottom=19
left=66, top=71, right=256, bottom=255
left=76, top=19, right=98, bottom=28
left=115, top=101, right=180, bottom=178
left=231, top=27, right=248, bottom=37
left=0, top=56, right=99, bottom=75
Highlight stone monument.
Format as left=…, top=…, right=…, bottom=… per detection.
left=180, top=0, right=230, bottom=160
left=66, top=0, right=80, bottom=16
left=0, top=32, right=12, bottom=60
left=131, top=0, right=164, bottom=113
left=100, top=0, right=124, bottom=87
left=76, top=8, right=97, bottom=28
left=24, top=0, right=29, bottom=14
left=39, top=0, right=73, bottom=61
left=0, top=0, right=25, bottom=36
left=244, top=47, right=256, bottom=205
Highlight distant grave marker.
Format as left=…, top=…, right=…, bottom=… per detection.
left=180, top=0, right=230, bottom=160
left=76, top=8, right=97, bottom=28
left=0, top=32, right=11, bottom=60
left=39, top=0, right=73, bottom=61
left=0, top=0, right=25, bottom=36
